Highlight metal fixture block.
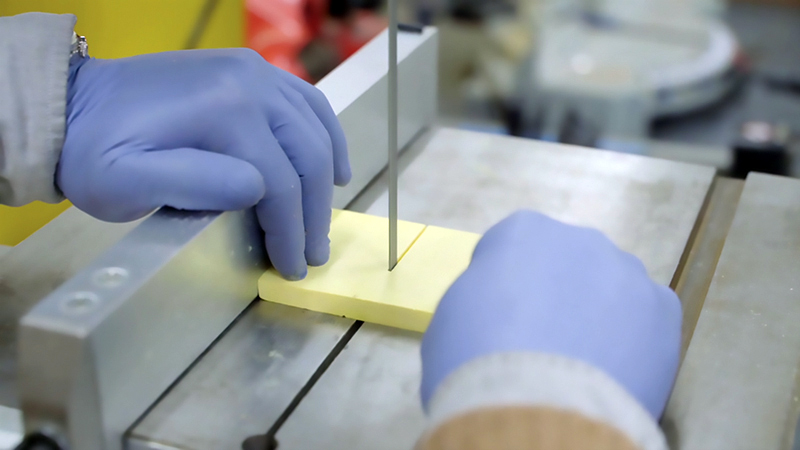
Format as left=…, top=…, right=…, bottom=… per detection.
left=19, top=210, right=265, bottom=450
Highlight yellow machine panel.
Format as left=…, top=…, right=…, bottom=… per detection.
left=259, top=210, right=481, bottom=332
left=0, top=201, right=71, bottom=246
left=0, top=0, right=244, bottom=58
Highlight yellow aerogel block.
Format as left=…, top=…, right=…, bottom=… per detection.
left=258, top=210, right=481, bottom=332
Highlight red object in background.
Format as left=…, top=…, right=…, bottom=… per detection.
left=247, top=0, right=386, bottom=82
left=246, top=0, right=327, bottom=81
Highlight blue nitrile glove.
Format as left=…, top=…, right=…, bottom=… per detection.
left=59, top=49, right=351, bottom=280
left=420, top=210, right=682, bottom=419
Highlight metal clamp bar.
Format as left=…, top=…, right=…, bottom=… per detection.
left=19, top=209, right=265, bottom=450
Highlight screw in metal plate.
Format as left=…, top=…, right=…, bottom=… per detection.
left=93, top=267, right=129, bottom=288
left=61, top=291, right=100, bottom=315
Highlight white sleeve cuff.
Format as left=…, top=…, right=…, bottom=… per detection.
left=427, top=352, right=668, bottom=450
left=0, top=13, right=75, bottom=205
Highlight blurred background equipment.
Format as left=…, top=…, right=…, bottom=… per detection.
left=517, top=0, right=742, bottom=151
left=428, top=0, right=800, bottom=179
left=246, top=0, right=387, bottom=81
left=731, top=120, right=791, bottom=177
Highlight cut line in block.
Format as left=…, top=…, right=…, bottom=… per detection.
left=258, top=209, right=481, bottom=332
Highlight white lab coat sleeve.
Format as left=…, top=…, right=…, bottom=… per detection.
left=0, top=12, right=76, bottom=206
left=417, top=352, right=669, bottom=450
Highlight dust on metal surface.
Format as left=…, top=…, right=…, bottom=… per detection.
left=127, top=302, right=354, bottom=449
left=276, top=324, right=425, bottom=450
left=275, top=128, right=715, bottom=449
left=665, top=173, right=800, bottom=450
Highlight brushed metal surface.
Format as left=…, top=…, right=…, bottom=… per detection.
left=127, top=301, right=354, bottom=450
left=665, top=173, right=800, bottom=450
left=275, top=128, right=716, bottom=450
left=367, top=128, right=716, bottom=285
left=276, top=324, right=424, bottom=450
left=671, top=177, right=743, bottom=357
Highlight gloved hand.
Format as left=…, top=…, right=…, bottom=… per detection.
left=420, top=210, right=682, bottom=419
left=59, top=49, right=351, bottom=280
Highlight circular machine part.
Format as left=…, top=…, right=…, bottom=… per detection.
left=518, top=9, right=741, bottom=142
left=649, top=21, right=741, bottom=117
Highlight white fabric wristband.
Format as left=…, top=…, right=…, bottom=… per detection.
left=427, top=352, right=668, bottom=450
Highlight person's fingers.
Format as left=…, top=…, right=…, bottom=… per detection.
left=269, top=106, right=335, bottom=267
left=279, top=85, right=333, bottom=156
left=179, top=101, right=310, bottom=279
left=138, top=149, right=266, bottom=210
left=244, top=128, right=308, bottom=280
left=275, top=69, right=351, bottom=186
left=172, top=98, right=309, bottom=279
left=70, top=149, right=265, bottom=222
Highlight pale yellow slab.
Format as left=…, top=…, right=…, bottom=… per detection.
left=258, top=210, right=481, bottom=332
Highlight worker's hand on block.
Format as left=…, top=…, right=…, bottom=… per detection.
left=420, top=210, right=682, bottom=431
left=58, top=49, right=351, bottom=280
